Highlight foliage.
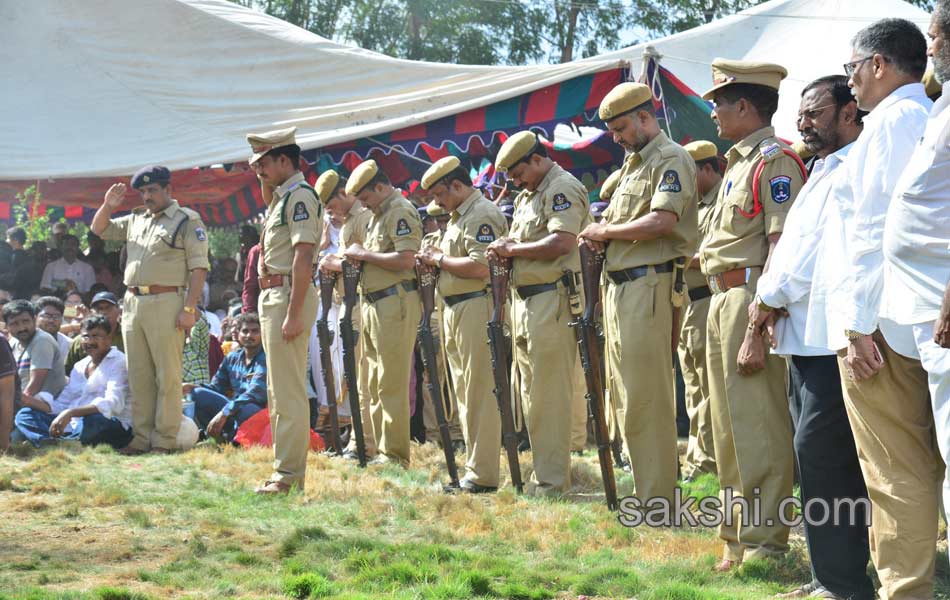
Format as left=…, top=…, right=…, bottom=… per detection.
left=9, top=186, right=91, bottom=251
left=207, top=227, right=241, bottom=260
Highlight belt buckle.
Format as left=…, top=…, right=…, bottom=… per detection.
left=139, top=285, right=150, bottom=295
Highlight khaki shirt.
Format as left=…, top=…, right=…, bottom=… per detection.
left=509, top=163, right=590, bottom=287
left=602, top=132, right=698, bottom=270
left=338, top=200, right=371, bottom=251
left=438, top=190, right=509, bottom=297
left=685, top=180, right=721, bottom=290
left=362, top=189, right=422, bottom=293
left=261, top=172, right=322, bottom=275
left=700, top=127, right=804, bottom=276
left=102, top=200, right=209, bottom=286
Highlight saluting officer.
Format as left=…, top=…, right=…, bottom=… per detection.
left=245, top=127, right=322, bottom=494
left=579, top=82, right=698, bottom=504
left=488, top=132, right=591, bottom=496
left=92, top=166, right=209, bottom=455
left=342, top=160, right=422, bottom=468
left=700, top=60, right=803, bottom=569
left=679, top=140, right=722, bottom=481
left=418, top=157, right=509, bottom=493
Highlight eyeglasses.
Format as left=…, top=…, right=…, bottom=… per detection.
left=796, top=103, right=838, bottom=124
left=37, top=311, right=63, bottom=322
left=843, top=56, right=874, bottom=77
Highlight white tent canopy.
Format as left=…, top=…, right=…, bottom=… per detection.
left=1, top=0, right=932, bottom=181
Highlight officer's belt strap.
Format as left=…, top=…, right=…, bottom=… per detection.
left=515, top=272, right=576, bottom=300
left=606, top=260, right=675, bottom=285
left=442, top=289, right=487, bottom=307
left=363, top=280, right=418, bottom=304
left=688, top=285, right=712, bottom=302
left=128, top=284, right=180, bottom=296
left=707, top=266, right=762, bottom=294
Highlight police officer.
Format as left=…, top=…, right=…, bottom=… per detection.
left=579, top=82, right=698, bottom=504
left=700, top=60, right=802, bottom=569
left=488, top=132, right=590, bottom=496
left=92, top=166, right=209, bottom=455
left=316, top=169, right=378, bottom=460
left=245, top=126, right=321, bottom=494
left=418, top=157, right=509, bottom=493
left=342, top=160, right=422, bottom=467
left=679, top=140, right=722, bottom=481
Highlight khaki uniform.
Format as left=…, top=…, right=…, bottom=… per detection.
left=258, top=172, right=321, bottom=487
left=601, top=131, right=698, bottom=502
left=361, top=189, right=423, bottom=467
left=338, top=201, right=377, bottom=458
left=102, top=200, right=209, bottom=450
left=419, top=230, right=464, bottom=445
left=509, top=163, right=590, bottom=494
left=680, top=180, right=720, bottom=478
left=699, top=126, right=802, bottom=561
left=438, top=190, right=508, bottom=486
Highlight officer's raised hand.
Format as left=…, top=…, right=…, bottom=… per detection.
left=103, top=183, right=127, bottom=209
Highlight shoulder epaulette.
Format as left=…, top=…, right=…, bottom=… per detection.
left=758, top=140, right=783, bottom=163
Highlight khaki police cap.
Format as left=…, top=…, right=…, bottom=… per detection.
left=421, top=156, right=461, bottom=191
left=426, top=201, right=447, bottom=217
left=599, top=169, right=623, bottom=201
left=684, top=140, right=718, bottom=162
left=495, top=131, right=541, bottom=173
left=346, top=160, right=379, bottom=196
left=702, top=58, right=788, bottom=101
left=599, top=82, right=653, bottom=121
left=246, top=126, right=298, bottom=165
left=315, top=170, right=340, bottom=204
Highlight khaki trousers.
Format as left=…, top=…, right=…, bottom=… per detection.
left=571, top=355, right=589, bottom=452
left=122, top=290, right=185, bottom=451
left=344, top=302, right=377, bottom=458
left=259, top=284, right=318, bottom=487
left=678, top=295, right=716, bottom=477
left=839, top=331, right=938, bottom=600
left=603, top=269, right=679, bottom=503
left=512, top=286, right=575, bottom=494
left=362, top=288, right=421, bottom=467
left=421, top=309, right=463, bottom=443
left=443, top=294, right=502, bottom=487
left=705, top=284, right=793, bottom=561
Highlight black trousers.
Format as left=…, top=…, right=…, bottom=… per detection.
left=789, top=354, right=874, bottom=600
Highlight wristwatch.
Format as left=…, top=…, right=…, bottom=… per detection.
left=183, top=305, right=197, bottom=315
left=844, top=329, right=866, bottom=341
left=436, top=254, right=444, bottom=268
left=755, top=295, right=774, bottom=313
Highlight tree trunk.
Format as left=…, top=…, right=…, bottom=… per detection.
left=559, top=1, right=581, bottom=63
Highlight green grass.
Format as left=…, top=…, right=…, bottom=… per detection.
left=1, top=443, right=946, bottom=599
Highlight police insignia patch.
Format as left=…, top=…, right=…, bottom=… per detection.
left=552, top=193, right=571, bottom=212
left=658, top=170, right=682, bottom=193
left=769, top=176, right=791, bottom=203
left=292, top=201, right=310, bottom=222
left=195, top=227, right=207, bottom=242
left=475, top=224, right=495, bottom=243
left=395, top=218, right=411, bottom=236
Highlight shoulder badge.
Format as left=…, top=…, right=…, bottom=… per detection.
left=475, top=223, right=496, bottom=243
left=769, top=176, right=791, bottom=203
left=657, top=170, right=682, bottom=193
left=552, top=193, right=571, bottom=212
left=292, top=201, right=310, bottom=222
left=759, top=141, right=782, bottom=162
left=395, top=218, right=411, bottom=236
left=195, top=227, right=207, bottom=242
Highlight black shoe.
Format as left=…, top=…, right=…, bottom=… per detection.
left=460, top=479, right=498, bottom=494
left=451, top=440, right=466, bottom=454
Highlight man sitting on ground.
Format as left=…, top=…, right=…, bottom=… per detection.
left=192, top=312, right=267, bottom=442
left=3, top=300, right=67, bottom=416
left=13, top=315, right=132, bottom=448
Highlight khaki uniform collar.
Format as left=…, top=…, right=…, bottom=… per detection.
left=729, top=126, right=775, bottom=161
left=701, top=180, right=721, bottom=206
left=372, top=189, right=402, bottom=216
left=274, top=171, right=306, bottom=199
left=152, top=199, right=181, bottom=220
left=636, top=131, right=670, bottom=164
left=452, top=189, right=482, bottom=222
left=534, top=163, right=563, bottom=196
left=346, top=200, right=363, bottom=221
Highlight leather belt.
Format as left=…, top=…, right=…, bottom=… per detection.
left=606, top=260, right=675, bottom=285
left=516, top=272, right=576, bottom=300
left=707, top=267, right=761, bottom=294
left=259, top=274, right=288, bottom=290
left=364, top=280, right=418, bottom=304
left=128, top=284, right=180, bottom=296
left=689, top=286, right=712, bottom=302
left=443, top=289, right=487, bottom=307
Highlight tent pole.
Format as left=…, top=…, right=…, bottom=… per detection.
left=641, top=47, right=674, bottom=140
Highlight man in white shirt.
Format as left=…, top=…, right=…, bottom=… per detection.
left=13, top=315, right=132, bottom=448
left=754, top=76, right=871, bottom=600
left=39, top=234, right=95, bottom=294
left=882, top=0, right=950, bottom=567
left=812, top=17, right=935, bottom=600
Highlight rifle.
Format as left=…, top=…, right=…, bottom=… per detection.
left=316, top=271, right=344, bottom=454
left=340, top=260, right=367, bottom=467
left=415, top=261, right=461, bottom=491
left=568, top=246, right=618, bottom=510
left=486, top=255, right=524, bottom=494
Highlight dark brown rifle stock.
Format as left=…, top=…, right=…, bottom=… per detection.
left=340, top=261, right=367, bottom=467
left=317, top=272, right=344, bottom=454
